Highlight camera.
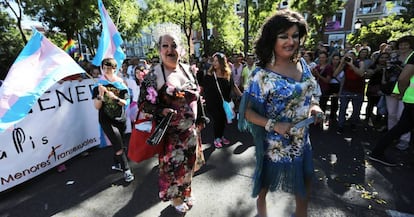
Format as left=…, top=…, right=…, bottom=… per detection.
left=344, top=57, right=351, bottom=62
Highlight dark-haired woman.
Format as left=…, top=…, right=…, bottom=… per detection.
left=203, top=52, right=242, bottom=148
left=238, top=10, right=323, bottom=217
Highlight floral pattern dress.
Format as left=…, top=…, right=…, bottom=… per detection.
left=239, top=58, right=320, bottom=197
left=139, top=65, right=201, bottom=201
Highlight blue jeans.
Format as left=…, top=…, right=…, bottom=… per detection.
left=338, top=90, right=364, bottom=128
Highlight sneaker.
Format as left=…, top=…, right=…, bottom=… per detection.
left=214, top=138, right=223, bottom=148
left=221, top=137, right=230, bottom=145
left=396, top=140, right=409, bottom=151
left=111, top=163, right=123, bottom=172
left=124, top=169, right=134, bottom=182
left=336, top=127, right=343, bottom=135
left=368, top=154, right=398, bottom=167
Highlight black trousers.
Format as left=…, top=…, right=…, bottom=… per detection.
left=207, top=104, right=226, bottom=139
left=372, top=103, right=414, bottom=155
left=99, top=114, right=130, bottom=171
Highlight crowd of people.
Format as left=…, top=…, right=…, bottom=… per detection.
left=46, top=8, right=414, bottom=217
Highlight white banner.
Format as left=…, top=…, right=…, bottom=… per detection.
left=0, top=79, right=100, bottom=192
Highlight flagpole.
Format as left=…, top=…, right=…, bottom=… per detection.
left=77, top=31, right=83, bottom=61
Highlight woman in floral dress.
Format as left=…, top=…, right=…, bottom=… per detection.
left=138, top=28, right=206, bottom=213
left=238, top=10, right=323, bottom=217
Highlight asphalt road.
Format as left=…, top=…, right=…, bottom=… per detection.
left=1, top=118, right=414, bottom=217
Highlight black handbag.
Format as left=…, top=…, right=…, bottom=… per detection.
left=146, top=112, right=173, bottom=146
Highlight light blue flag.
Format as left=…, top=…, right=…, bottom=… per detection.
left=92, top=0, right=126, bottom=73
left=0, top=30, right=85, bottom=132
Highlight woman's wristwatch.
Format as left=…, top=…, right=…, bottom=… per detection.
left=265, top=119, right=276, bottom=132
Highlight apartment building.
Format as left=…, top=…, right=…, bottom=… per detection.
left=324, top=0, right=406, bottom=46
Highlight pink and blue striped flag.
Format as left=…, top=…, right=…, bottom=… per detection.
left=0, top=30, right=85, bottom=132
left=92, top=0, right=126, bottom=72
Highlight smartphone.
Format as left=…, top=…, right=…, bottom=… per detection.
left=344, top=57, right=351, bottom=62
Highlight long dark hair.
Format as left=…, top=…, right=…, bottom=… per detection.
left=254, top=9, right=308, bottom=67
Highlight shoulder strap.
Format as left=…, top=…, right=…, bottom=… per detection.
left=404, top=51, right=414, bottom=65
left=179, top=63, right=194, bottom=81
left=160, top=64, right=167, bottom=83
left=213, top=72, right=225, bottom=101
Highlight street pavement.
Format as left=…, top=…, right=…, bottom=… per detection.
left=1, top=117, right=414, bottom=217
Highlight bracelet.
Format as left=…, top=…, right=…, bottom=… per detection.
left=265, top=119, right=276, bottom=132
left=97, top=95, right=103, bottom=101
left=115, top=97, right=120, bottom=103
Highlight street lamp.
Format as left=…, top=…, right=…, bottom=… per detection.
left=354, top=19, right=362, bottom=31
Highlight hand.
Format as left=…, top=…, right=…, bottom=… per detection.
left=98, top=85, right=107, bottom=96
left=196, top=116, right=209, bottom=129
left=162, top=108, right=176, bottom=116
left=310, top=106, right=324, bottom=124
left=106, top=90, right=117, bottom=99
left=274, top=122, right=292, bottom=136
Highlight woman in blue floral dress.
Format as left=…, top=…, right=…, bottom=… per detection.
left=238, top=10, right=323, bottom=217
left=138, top=29, right=206, bottom=213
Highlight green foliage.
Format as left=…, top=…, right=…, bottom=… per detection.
left=248, top=0, right=281, bottom=53
left=207, top=0, right=242, bottom=54
left=347, top=15, right=414, bottom=49
left=0, top=10, right=25, bottom=80
left=20, top=0, right=143, bottom=56
left=143, top=0, right=242, bottom=56
left=291, top=0, right=344, bottom=49
left=399, top=0, right=414, bottom=22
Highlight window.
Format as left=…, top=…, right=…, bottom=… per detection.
left=332, top=9, right=345, bottom=28
left=280, top=1, right=288, bottom=8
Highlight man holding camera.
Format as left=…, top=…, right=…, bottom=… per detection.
left=333, top=51, right=366, bottom=134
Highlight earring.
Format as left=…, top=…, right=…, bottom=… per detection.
left=270, top=52, right=275, bottom=66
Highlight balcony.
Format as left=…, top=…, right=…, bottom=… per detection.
left=357, top=0, right=386, bottom=16
left=357, top=6, right=385, bottom=16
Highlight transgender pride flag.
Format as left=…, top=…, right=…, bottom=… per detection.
left=92, top=0, right=126, bottom=72
left=0, top=30, right=85, bottom=132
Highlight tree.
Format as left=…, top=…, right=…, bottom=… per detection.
left=0, top=10, right=24, bottom=79
left=143, top=0, right=241, bottom=56
left=21, top=0, right=143, bottom=57
left=247, top=0, right=281, bottom=53
left=194, top=0, right=210, bottom=55
left=400, top=0, right=414, bottom=22
left=291, top=0, right=343, bottom=48
left=207, top=0, right=243, bottom=55
left=0, top=0, right=27, bottom=44
left=347, top=15, right=414, bottom=50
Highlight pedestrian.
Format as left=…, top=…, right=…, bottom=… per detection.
left=241, top=53, right=257, bottom=90
left=92, top=58, right=134, bottom=183
left=238, top=10, right=323, bottom=217
left=327, top=53, right=343, bottom=121
left=365, top=52, right=389, bottom=126
left=137, top=26, right=206, bottom=213
left=334, top=50, right=365, bottom=134
left=203, top=52, right=242, bottom=148
left=303, top=51, right=317, bottom=70
left=369, top=36, right=414, bottom=166
left=312, top=51, right=333, bottom=114
left=385, top=36, right=414, bottom=150
left=124, top=65, right=146, bottom=135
